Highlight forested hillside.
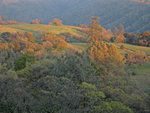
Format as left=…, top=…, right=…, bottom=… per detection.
left=0, top=0, right=150, bottom=112
left=0, top=0, right=150, bottom=33
left=0, top=17, right=150, bottom=113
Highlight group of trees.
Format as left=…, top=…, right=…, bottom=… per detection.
left=31, top=19, right=42, bottom=24
left=85, top=17, right=149, bottom=66
left=125, top=50, right=149, bottom=65
left=110, top=25, right=125, bottom=43
left=78, top=18, right=125, bottom=43
left=0, top=16, right=63, bottom=25
left=49, top=18, right=63, bottom=26
left=0, top=32, right=68, bottom=56
left=0, top=16, right=19, bottom=25
left=124, top=31, right=150, bottom=47
left=0, top=49, right=149, bottom=113
left=31, top=18, right=63, bottom=26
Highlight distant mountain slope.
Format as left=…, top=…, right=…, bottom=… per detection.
left=133, top=0, right=150, bottom=4
left=0, top=0, right=150, bottom=33
left=61, top=0, right=150, bottom=33
left=0, top=0, right=18, bottom=5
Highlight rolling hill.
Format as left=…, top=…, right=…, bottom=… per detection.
left=0, top=0, right=150, bottom=33
left=0, top=24, right=87, bottom=43
left=0, top=24, right=85, bottom=37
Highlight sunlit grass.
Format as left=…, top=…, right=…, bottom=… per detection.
left=70, top=43, right=88, bottom=50
left=0, top=25, right=24, bottom=33
left=113, top=43, right=150, bottom=56
left=3, top=24, right=85, bottom=38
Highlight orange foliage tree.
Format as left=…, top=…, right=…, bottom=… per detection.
left=87, top=17, right=103, bottom=43
left=7, top=21, right=18, bottom=24
left=31, top=19, right=42, bottom=24
left=49, top=18, right=63, bottom=26
left=113, top=25, right=125, bottom=43
left=41, top=32, right=68, bottom=50
left=87, top=17, right=125, bottom=67
left=126, top=51, right=149, bottom=65
left=0, top=31, right=68, bottom=56
left=114, top=34, right=125, bottom=43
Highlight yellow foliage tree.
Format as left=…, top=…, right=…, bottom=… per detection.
left=87, top=17, right=125, bottom=67
left=126, top=51, right=149, bottom=65
left=114, top=34, right=125, bottom=43
left=87, top=17, right=103, bottom=44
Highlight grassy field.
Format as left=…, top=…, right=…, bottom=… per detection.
left=70, top=43, right=88, bottom=50
left=127, top=64, right=150, bottom=92
left=0, top=25, right=24, bottom=33
left=114, top=43, right=150, bottom=56
left=0, top=24, right=86, bottom=38
left=70, top=42, right=150, bottom=56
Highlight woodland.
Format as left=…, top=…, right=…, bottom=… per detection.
left=0, top=15, right=150, bottom=113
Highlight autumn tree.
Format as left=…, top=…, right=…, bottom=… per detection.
left=88, top=41, right=109, bottom=63
left=88, top=41, right=125, bottom=67
left=114, top=34, right=125, bottom=43
left=113, top=25, right=125, bottom=36
left=7, top=20, right=18, bottom=24
left=88, top=17, right=124, bottom=67
left=107, top=44, right=125, bottom=67
left=49, top=18, right=63, bottom=26
left=112, top=25, right=125, bottom=43
left=124, top=33, right=137, bottom=44
left=126, top=50, right=149, bottom=65
left=124, top=32, right=150, bottom=47
left=87, top=17, right=103, bottom=43
left=138, top=32, right=150, bottom=46
left=25, top=32, right=35, bottom=43
left=41, top=32, right=68, bottom=50
left=103, top=29, right=113, bottom=42
left=113, top=27, right=120, bottom=36
left=31, top=19, right=42, bottom=24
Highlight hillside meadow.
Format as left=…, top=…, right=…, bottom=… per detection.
left=2, top=24, right=85, bottom=37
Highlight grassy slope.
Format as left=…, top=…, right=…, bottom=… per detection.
left=128, top=64, right=150, bottom=92
left=114, top=43, right=150, bottom=56
left=0, top=24, right=85, bottom=38
left=71, top=42, right=150, bottom=56
left=0, top=25, right=24, bottom=33
left=71, top=43, right=88, bottom=50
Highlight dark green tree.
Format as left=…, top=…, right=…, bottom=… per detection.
left=14, top=54, right=35, bottom=71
